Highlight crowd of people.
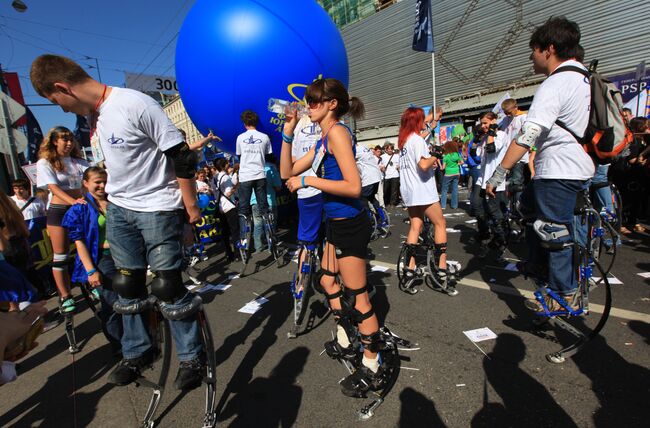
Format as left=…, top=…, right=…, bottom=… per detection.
left=1, top=16, right=648, bottom=422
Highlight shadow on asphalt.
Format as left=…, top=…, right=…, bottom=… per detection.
left=471, top=333, right=577, bottom=428
left=398, top=387, right=447, bottom=428
left=0, top=344, right=118, bottom=428
left=220, top=347, right=309, bottom=427
left=213, top=282, right=294, bottom=424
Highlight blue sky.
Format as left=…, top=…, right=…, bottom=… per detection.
left=0, top=0, right=194, bottom=133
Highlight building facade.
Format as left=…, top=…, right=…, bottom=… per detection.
left=162, top=94, right=203, bottom=144
left=321, top=0, right=650, bottom=143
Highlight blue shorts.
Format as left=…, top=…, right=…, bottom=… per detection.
left=297, top=194, right=324, bottom=244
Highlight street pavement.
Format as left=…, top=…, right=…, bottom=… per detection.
left=2, top=193, right=649, bottom=428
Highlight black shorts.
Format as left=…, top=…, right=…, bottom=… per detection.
left=326, top=210, right=371, bottom=259
left=47, top=204, right=71, bottom=226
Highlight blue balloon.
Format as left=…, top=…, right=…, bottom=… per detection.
left=176, top=0, right=349, bottom=155
left=197, top=193, right=211, bottom=209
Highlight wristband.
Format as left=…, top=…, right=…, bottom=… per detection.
left=282, top=131, right=294, bottom=144
left=86, top=268, right=97, bottom=276
left=301, top=176, right=306, bottom=188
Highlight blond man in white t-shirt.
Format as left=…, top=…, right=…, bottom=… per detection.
left=30, top=54, right=205, bottom=391
left=486, top=17, right=595, bottom=313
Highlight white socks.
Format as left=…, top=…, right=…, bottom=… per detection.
left=336, top=325, right=351, bottom=348
left=362, top=354, right=380, bottom=373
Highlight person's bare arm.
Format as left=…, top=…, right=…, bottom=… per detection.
left=177, top=178, right=200, bottom=223
left=47, top=184, right=83, bottom=205
left=187, top=131, right=222, bottom=151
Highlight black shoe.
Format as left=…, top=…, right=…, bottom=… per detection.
left=340, top=365, right=387, bottom=398
left=324, top=339, right=357, bottom=361
left=174, top=357, right=204, bottom=390
left=108, top=351, right=154, bottom=386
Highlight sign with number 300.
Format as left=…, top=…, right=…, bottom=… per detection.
left=125, top=72, right=178, bottom=95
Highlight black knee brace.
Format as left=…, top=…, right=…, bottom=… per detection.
left=342, top=286, right=375, bottom=325
left=434, top=242, right=447, bottom=258
left=150, top=269, right=187, bottom=303
left=317, top=268, right=338, bottom=288
left=113, top=268, right=146, bottom=299
left=359, top=331, right=382, bottom=353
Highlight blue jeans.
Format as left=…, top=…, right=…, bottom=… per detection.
left=238, top=179, right=268, bottom=240
left=107, top=203, right=203, bottom=361
left=440, top=174, right=459, bottom=209
left=96, top=252, right=123, bottom=352
left=510, top=162, right=526, bottom=202
left=591, top=164, right=613, bottom=213
left=252, top=203, right=277, bottom=251
left=519, top=179, right=587, bottom=295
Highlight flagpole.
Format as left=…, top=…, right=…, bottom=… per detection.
left=432, top=52, right=436, bottom=112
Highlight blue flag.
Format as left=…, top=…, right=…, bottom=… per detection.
left=412, top=0, right=434, bottom=53
left=25, top=107, right=43, bottom=163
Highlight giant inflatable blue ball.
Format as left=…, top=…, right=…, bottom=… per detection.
left=175, top=0, right=349, bottom=156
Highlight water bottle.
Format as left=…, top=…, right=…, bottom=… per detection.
left=268, top=98, right=307, bottom=116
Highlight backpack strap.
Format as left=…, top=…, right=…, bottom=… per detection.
left=19, top=197, right=35, bottom=212
left=550, top=65, right=590, bottom=145
left=215, top=174, right=236, bottom=207
left=550, top=65, right=590, bottom=79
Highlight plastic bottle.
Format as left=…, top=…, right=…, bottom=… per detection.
left=267, top=98, right=308, bottom=116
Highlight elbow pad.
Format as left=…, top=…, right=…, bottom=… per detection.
left=163, top=142, right=197, bottom=179
left=515, top=122, right=542, bottom=150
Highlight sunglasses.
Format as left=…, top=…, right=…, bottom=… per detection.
left=306, top=97, right=332, bottom=108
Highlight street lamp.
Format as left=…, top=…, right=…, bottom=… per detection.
left=11, top=1, right=27, bottom=12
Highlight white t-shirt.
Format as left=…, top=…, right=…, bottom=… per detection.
left=291, top=120, right=321, bottom=199
left=236, top=129, right=272, bottom=183
left=36, top=157, right=88, bottom=191
left=526, top=60, right=595, bottom=180
left=500, top=113, right=529, bottom=163
left=398, top=134, right=439, bottom=206
left=356, top=144, right=382, bottom=187
left=11, top=195, right=46, bottom=220
left=196, top=180, right=210, bottom=194
left=479, top=131, right=509, bottom=191
left=381, top=152, right=400, bottom=179
left=215, top=171, right=236, bottom=213
left=96, top=87, right=184, bottom=212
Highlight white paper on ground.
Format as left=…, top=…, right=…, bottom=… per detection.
left=213, top=284, right=232, bottom=291
left=253, top=295, right=269, bottom=304
left=446, top=228, right=461, bottom=233
left=463, top=327, right=498, bottom=343
left=637, top=272, right=650, bottom=279
left=592, top=276, right=623, bottom=285
left=371, top=265, right=390, bottom=272
left=465, top=219, right=478, bottom=224
left=238, top=303, right=261, bottom=314
left=228, top=274, right=240, bottom=280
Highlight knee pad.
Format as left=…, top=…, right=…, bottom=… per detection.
left=533, top=220, right=570, bottom=250
left=359, top=331, right=383, bottom=353
left=51, top=253, right=69, bottom=271
left=113, top=268, right=146, bottom=299
left=150, top=270, right=187, bottom=303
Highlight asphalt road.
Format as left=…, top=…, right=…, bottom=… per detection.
left=2, top=195, right=649, bottom=428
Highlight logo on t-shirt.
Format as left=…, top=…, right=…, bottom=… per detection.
left=244, top=135, right=262, bottom=145
left=301, top=123, right=319, bottom=136
left=108, top=133, right=125, bottom=145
